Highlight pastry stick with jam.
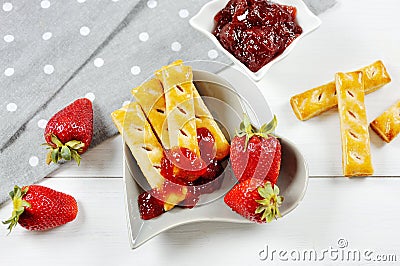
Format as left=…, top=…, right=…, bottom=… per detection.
left=111, top=102, right=187, bottom=217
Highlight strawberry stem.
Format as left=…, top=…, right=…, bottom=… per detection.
left=44, top=134, right=84, bottom=166
left=255, top=182, right=284, bottom=222
left=236, top=114, right=278, bottom=150
left=2, top=186, right=31, bottom=233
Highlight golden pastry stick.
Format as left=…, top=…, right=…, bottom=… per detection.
left=291, top=60, right=391, bottom=121
left=155, top=61, right=199, bottom=155
left=336, top=71, right=373, bottom=177
left=133, top=62, right=230, bottom=160
left=111, top=102, right=186, bottom=211
left=176, top=63, right=230, bottom=160
left=370, top=100, right=400, bottom=143
left=111, top=102, right=165, bottom=189
left=131, top=78, right=170, bottom=148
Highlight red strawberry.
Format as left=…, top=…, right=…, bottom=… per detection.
left=230, top=114, right=281, bottom=185
left=3, top=185, right=78, bottom=232
left=224, top=179, right=283, bottom=223
left=44, top=98, right=93, bottom=165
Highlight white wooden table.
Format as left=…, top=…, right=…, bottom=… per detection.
left=1, top=1, right=400, bottom=265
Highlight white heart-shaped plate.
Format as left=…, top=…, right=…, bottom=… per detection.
left=122, top=62, right=309, bottom=248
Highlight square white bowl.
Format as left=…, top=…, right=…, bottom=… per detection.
left=190, top=0, right=322, bottom=81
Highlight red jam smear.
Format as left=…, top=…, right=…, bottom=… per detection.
left=197, top=127, right=216, bottom=163
left=213, top=0, right=303, bottom=72
left=138, top=191, right=165, bottom=220
left=138, top=128, right=225, bottom=220
left=163, top=147, right=207, bottom=183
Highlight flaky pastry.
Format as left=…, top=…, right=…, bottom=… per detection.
left=336, top=71, right=373, bottom=177
left=291, top=60, right=391, bottom=121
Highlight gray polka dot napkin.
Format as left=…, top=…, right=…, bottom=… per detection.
left=0, top=0, right=335, bottom=204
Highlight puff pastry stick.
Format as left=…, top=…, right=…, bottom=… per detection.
left=131, top=78, right=170, bottom=148
left=156, top=61, right=199, bottom=155
left=132, top=76, right=230, bottom=160
left=192, top=88, right=230, bottom=160
left=111, top=102, right=165, bottom=189
left=169, top=61, right=230, bottom=159
left=336, top=71, right=373, bottom=177
left=111, top=102, right=186, bottom=210
left=134, top=61, right=229, bottom=159
left=370, top=100, right=400, bottom=143
left=291, top=60, right=391, bottom=121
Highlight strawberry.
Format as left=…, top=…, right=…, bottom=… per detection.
left=3, top=185, right=78, bottom=232
left=44, top=98, right=93, bottom=165
left=230, top=114, right=281, bottom=185
left=224, top=179, right=283, bottom=223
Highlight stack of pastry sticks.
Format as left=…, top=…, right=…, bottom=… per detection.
left=290, top=60, right=397, bottom=177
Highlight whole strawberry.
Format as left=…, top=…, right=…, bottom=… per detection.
left=224, top=179, right=283, bottom=223
left=3, top=185, right=78, bottom=232
left=230, top=114, right=281, bottom=185
left=44, top=98, right=93, bottom=165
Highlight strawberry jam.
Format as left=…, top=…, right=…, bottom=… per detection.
left=138, top=127, right=225, bottom=220
left=213, top=0, right=303, bottom=72
left=197, top=127, right=216, bottom=163
left=163, top=147, right=207, bottom=182
left=160, top=127, right=218, bottom=186
left=138, top=190, right=165, bottom=220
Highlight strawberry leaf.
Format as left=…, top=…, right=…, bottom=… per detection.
left=65, top=140, right=85, bottom=150
left=50, top=134, right=63, bottom=147
left=255, top=206, right=267, bottom=214
left=51, top=149, right=59, bottom=164
left=273, top=184, right=280, bottom=195
left=61, top=146, right=71, bottom=161
left=245, top=134, right=251, bottom=151
left=255, top=182, right=284, bottom=223
left=2, top=186, right=31, bottom=233
left=45, top=137, right=84, bottom=166
left=71, top=149, right=81, bottom=166
left=259, top=115, right=277, bottom=135
left=235, top=114, right=278, bottom=151
left=46, top=151, right=52, bottom=165
left=239, top=121, right=245, bottom=132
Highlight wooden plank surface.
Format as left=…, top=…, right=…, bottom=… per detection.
left=1, top=177, right=399, bottom=265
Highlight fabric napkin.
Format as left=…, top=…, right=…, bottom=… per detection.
left=0, top=0, right=336, bottom=205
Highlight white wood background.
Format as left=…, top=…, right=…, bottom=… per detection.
left=1, top=1, right=400, bottom=265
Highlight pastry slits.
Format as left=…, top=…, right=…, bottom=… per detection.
left=111, top=102, right=186, bottom=210
left=291, top=60, right=391, bottom=121
left=133, top=61, right=230, bottom=160
left=131, top=78, right=170, bottom=148
left=111, top=102, right=165, bottom=189
left=156, top=61, right=199, bottom=154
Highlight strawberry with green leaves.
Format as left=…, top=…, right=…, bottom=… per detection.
left=3, top=185, right=78, bottom=232
left=225, top=114, right=284, bottom=223
left=230, top=114, right=281, bottom=185
left=44, top=98, right=93, bottom=165
left=224, top=179, right=283, bottom=223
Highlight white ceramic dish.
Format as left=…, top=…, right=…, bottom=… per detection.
left=189, top=0, right=322, bottom=81
left=122, top=64, right=309, bottom=248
